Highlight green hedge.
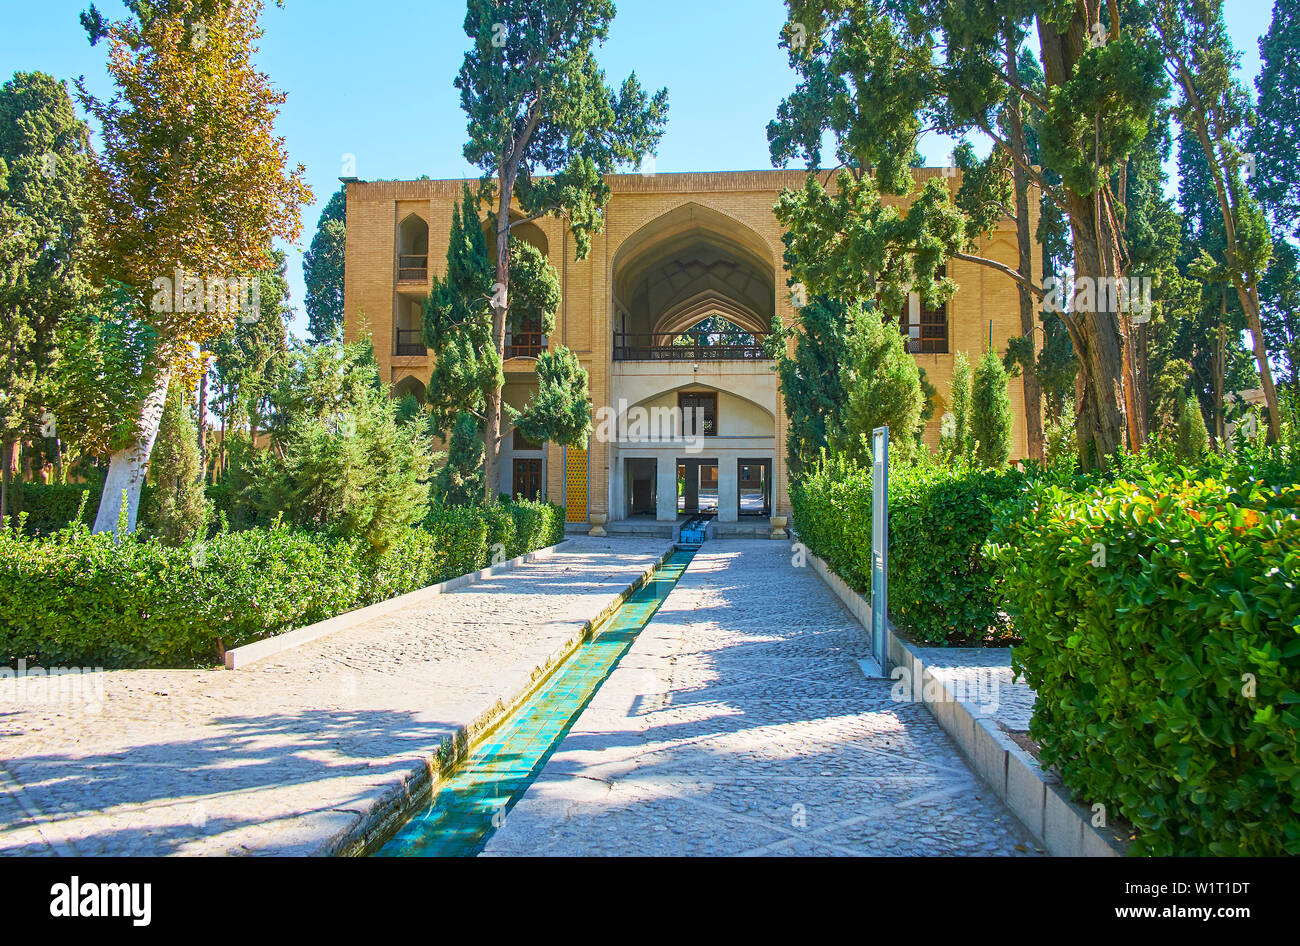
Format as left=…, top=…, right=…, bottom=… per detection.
left=987, top=462, right=1300, bottom=855
left=0, top=500, right=566, bottom=669
left=791, top=454, right=1023, bottom=644
left=11, top=481, right=227, bottom=536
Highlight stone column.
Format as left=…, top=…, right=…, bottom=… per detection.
left=718, top=458, right=738, bottom=523
left=656, top=453, right=678, bottom=521
left=683, top=459, right=699, bottom=513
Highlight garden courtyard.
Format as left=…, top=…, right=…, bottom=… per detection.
left=0, top=539, right=1038, bottom=858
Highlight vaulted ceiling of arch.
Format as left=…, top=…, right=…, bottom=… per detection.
left=619, top=237, right=773, bottom=335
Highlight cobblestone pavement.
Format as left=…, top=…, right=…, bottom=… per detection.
left=484, top=541, right=1043, bottom=856
left=0, top=538, right=669, bottom=856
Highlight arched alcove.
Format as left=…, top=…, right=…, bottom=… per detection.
left=397, top=214, right=429, bottom=281
left=611, top=203, right=775, bottom=359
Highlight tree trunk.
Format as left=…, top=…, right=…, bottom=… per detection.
left=1003, top=34, right=1044, bottom=461
left=1038, top=11, right=1132, bottom=467
left=92, top=365, right=172, bottom=538
left=485, top=177, right=514, bottom=504
left=1240, top=289, right=1282, bottom=441
left=0, top=437, right=14, bottom=528
left=197, top=367, right=209, bottom=483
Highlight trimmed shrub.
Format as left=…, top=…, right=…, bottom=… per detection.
left=11, top=483, right=103, bottom=535
left=508, top=499, right=565, bottom=554
left=792, top=454, right=1022, bottom=644
left=888, top=461, right=1024, bottom=644
left=0, top=499, right=567, bottom=669
left=790, top=452, right=873, bottom=590
left=987, top=462, right=1300, bottom=855
left=477, top=502, right=517, bottom=564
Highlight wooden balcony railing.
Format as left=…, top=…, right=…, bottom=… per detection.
left=505, top=331, right=545, bottom=359
left=613, top=331, right=768, bottom=362
left=395, top=329, right=426, bottom=356
left=398, top=254, right=428, bottom=282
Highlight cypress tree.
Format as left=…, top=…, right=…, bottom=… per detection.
left=972, top=349, right=1013, bottom=468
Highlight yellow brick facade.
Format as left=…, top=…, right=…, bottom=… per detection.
left=343, top=170, right=1039, bottom=525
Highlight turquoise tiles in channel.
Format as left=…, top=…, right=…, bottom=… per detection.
left=375, top=548, right=695, bottom=857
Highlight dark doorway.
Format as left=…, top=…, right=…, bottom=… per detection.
left=737, top=458, right=771, bottom=517
left=677, top=458, right=719, bottom=515
left=512, top=458, right=542, bottom=501
left=624, top=458, right=657, bottom=516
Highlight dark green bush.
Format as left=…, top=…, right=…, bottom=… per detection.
left=791, top=453, right=1022, bottom=644
left=888, top=461, right=1024, bottom=643
left=477, top=502, right=517, bottom=564
left=10, top=483, right=103, bottom=536
left=506, top=499, right=566, bottom=557
left=0, top=499, right=566, bottom=668
left=987, top=463, right=1300, bottom=855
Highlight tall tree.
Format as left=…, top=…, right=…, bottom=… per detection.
left=209, top=248, right=291, bottom=475
left=1250, top=0, right=1300, bottom=390
left=77, top=0, right=310, bottom=535
left=1152, top=0, right=1283, bottom=439
left=765, top=295, right=851, bottom=479
left=770, top=1, right=1167, bottom=468
left=303, top=185, right=346, bottom=344
left=972, top=347, right=1014, bottom=468
left=830, top=302, right=926, bottom=464
left=1251, top=0, right=1300, bottom=240
left=456, top=0, right=668, bottom=500
left=0, top=72, right=90, bottom=522
left=423, top=185, right=591, bottom=501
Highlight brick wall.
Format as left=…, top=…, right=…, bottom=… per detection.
left=343, top=170, right=1041, bottom=517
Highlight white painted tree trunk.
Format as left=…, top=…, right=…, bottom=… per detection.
left=92, top=367, right=172, bottom=538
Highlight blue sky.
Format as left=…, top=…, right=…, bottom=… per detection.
left=3, top=1, right=1281, bottom=337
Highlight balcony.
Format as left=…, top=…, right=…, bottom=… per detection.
left=613, top=331, right=769, bottom=362
left=395, top=328, right=426, bottom=356
left=398, top=254, right=428, bottom=282
left=505, top=331, right=545, bottom=359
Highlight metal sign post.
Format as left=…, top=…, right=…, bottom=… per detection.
left=870, top=427, right=889, bottom=673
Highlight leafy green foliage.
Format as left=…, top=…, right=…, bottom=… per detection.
left=423, top=187, right=500, bottom=437
left=792, top=453, right=1023, bottom=645
left=1251, top=0, right=1300, bottom=239
left=459, top=0, right=669, bottom=257
left=144, top=380, right=207, bottom=545
left=768, top=296, right=850, bottom=479
left=303, top=187, right=346, bottom=343
left=0, top=498, right=566, bottom=668
left=988, top=460, right=1300, bottom=855
left=241, top=340, right=433, bottom=553
left=424, top=186, right=590, bottom=490
left=0, top=71, right=91, bottom=518
left=436, top=411, right=485, bottom=506
left=509, top=347, right=591, bottom=449
left=945, top=349, right=973, bottom=463
left=971, top=348, right=1013, bottom=468
left=831, top=302, right=925, bottom=463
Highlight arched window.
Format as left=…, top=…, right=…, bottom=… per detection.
left=397, top=215, right=429, bottom=282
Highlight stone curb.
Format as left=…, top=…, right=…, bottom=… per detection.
left=802, top=546, right=1128, bottom=857
left=224, top=539, right=581, bottom=670
left=334, top=544, right=677, bottom=857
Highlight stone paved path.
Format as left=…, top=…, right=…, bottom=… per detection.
left=483, top=541, right=1042, bottom=856
left=0, top=538, right=668, bottom=856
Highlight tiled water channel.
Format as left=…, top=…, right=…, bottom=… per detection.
left=375, top=547, right=695, bottom=856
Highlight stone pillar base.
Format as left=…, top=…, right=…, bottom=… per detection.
left=769, top=515, right=788, bottom=540
left=588, top=513, right=607, bottom=537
